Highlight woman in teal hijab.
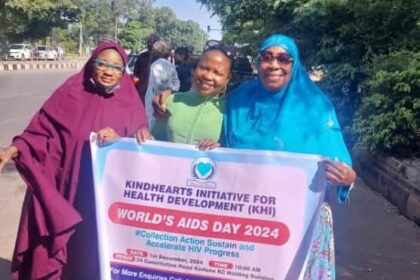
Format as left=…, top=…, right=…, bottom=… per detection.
left=223, top=34, right=356, bottom=279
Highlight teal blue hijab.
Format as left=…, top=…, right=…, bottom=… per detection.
left=223, top=34, right=351, bottom=201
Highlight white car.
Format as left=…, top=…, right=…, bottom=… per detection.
left=37, top=46, right=58, bottom=60
left=8, top=44, right=33, bottom=60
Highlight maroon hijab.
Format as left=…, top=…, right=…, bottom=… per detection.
left=11, top=41, right=147, bottom=279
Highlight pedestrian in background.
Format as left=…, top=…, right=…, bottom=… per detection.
left=0, top=40, right=147, bottom=279
left=174, top=46, right=193, bottom=92
left=133, top=33, right=160, bottom=104
left=144, top=40, right=180, bottom=129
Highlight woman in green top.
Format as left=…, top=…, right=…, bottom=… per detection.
left=139, top=45, right=234, bottom=145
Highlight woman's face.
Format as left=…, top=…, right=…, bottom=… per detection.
left=92, top=49, right=124, bottom=89
left=259, top=46, right=293, bottom=92
left=193, top=49, right=231, bottom=97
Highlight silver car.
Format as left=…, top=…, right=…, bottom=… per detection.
left=36, top=46, right=58, bottom=60
left=8, top=44, right=33, bottom=60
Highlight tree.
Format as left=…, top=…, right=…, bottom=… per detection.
left=118, top=20, right=153, bottom=52
left=0, top=0, right=209, bottom=58
left=154, top=7, right=178, bottom=41
left=197, top=0, right=420, bottom=153
left=0, top=0, right=74, bottom=42
left=147, top=6, right=208, bottom=52
left=352, top=51, right=420, bottom=154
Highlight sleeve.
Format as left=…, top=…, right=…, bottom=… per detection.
left=12, top=110, right=82, bottom=235
left=169, top=65, right=180, bottom=91
left=133, top=52, right=147, bottom=77
left=322, top=109, right=354, bottom=203
left=11, top=107, right=82, bottom=278
left=151, top=118, right=169, bottom=141
left=152, top=60, right=179, bottom=91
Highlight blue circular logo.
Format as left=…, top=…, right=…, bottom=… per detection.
left=191, top=157, right=216, bottom=180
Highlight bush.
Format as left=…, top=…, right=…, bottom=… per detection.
left=352, top=51, right=420, bottom=154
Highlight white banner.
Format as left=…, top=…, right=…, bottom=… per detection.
left=90, top=137, right=327, bottom=280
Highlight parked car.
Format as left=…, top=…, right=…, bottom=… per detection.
left=8, top=44, right=33, bottom=60
left=36, top=45, right=58, bottom=60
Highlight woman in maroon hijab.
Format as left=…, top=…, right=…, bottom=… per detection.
left=0, top=40, right=147, bottom=279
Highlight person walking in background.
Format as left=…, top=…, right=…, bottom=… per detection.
left=144, top=40, right=180, bottom=129
left=174, top=47, right=193, bottom=92
left=133, top=33, right=160, bottom=104
left=223, top=34, right=356, bottom=279
left=0, top=40, right=147, bottom=279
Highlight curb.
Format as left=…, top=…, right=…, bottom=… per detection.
left=353, top=149, right=420, bottom=226
left=0, top=61, right=84, bottom=72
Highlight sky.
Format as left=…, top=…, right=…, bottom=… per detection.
left=154, top=0, right=223, bottom=40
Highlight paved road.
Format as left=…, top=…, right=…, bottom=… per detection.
left=0, top=70, right=419, bottom=279
left=0, top=69, right=77, bottom=278
left=332, top=183, right=420, bottom=279
left=0, top=69, right=75, bottom=147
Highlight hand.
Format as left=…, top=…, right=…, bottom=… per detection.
left=152, top=90, right=172, bottom=117
left=96, top=127, right=120, bottom=146
left=0, top=146, right=18, bottom=173
left=322, top=158, right=356, bottom=186
left=135, top=127, right=154, bottom=144
left=197, top=139, right=220, bottom=151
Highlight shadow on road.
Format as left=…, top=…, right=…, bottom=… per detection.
left=3, top=162, right=16, bottom=173
left=0, top=258, right=13, bottom=280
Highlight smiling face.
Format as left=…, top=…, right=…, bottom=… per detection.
left=259, top=46, right=293, bottom=92
left=92, top=48, right=124, bottom=89
left=193, top=49, right=232, bottom=97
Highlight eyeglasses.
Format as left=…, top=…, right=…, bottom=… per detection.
left=260, top=52, right=293, bottom=65
left=94, top=59, right=125, bottom=74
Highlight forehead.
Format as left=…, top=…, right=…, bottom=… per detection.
left=262, top=46, right=289, bottom=55
left=97, top=48, right=123, bottom=63
left=201, top=50, right=231, bottom=65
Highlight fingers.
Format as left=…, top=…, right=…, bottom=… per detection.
left=197, top=139, right=220, bottom=151
left=0, top=158, right=6, bottom=173
left=152, top=91, right=171, bottom=117
left=0, top=150, right=11, bottom=173
left=135, top=128, right=154, bottom=144
left=96, top=127, right=120, bottom=146
left=323, top=160, right=356, bottom=186
left=152, top=95, right=166, bottom=117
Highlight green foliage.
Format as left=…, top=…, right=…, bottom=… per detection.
left=0, top=0, right=208, bottom=55
left=50, top=27, right=77, bottom=53
left=1, top=0, right=74, bottom=42
left=352, top=51, right=420, bottom=153
left=172, top=20, right=207, bottom=52
left=152, top=7, right=207, bottom=52
left=198, top=0, right=420, bottom=154
left=118, top=20, right=153, bottom=52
